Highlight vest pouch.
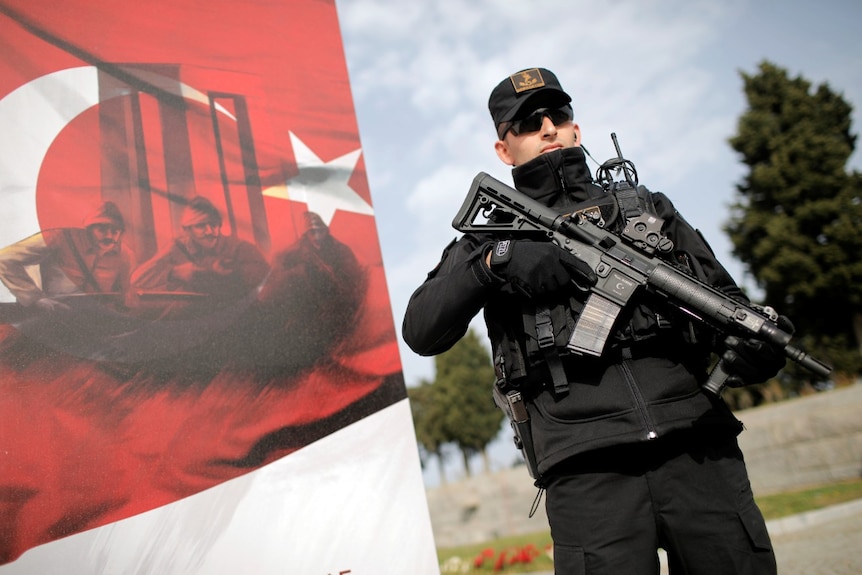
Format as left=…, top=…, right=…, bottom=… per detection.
left=563, top=194, right=621, bottom=232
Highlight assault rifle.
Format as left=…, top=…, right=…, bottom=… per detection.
left=452, top=163, right=832, bottom=396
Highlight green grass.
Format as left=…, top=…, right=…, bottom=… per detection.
left=756, top=477, right=862, bottom=519
left=437, top=477, right=862, bottom=574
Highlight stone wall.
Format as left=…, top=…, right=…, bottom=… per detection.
left=738, top=383, right=862, bottom=494
left=426, top=384, right=862, bottom=548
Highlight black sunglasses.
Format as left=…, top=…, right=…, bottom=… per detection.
left=497, top=105, right=574, bottom=140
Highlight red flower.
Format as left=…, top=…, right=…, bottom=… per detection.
left=520, top=543, right=540, bottom=561
left=493, top=551, right=508, bottom=572
left=473, top=547, right=496, bottom=568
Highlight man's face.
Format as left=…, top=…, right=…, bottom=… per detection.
left=494, top=107, right=580, bottom=167
left=307, top=225, right=330, bottom=249
left=88, top=223, right=123, bottom=255
left=186, top=220, right=221, bottom=250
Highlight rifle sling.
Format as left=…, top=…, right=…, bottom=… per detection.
left=64, top=229, right=103, bottom=293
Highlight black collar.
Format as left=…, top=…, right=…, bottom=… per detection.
left=511, top=146, right=604, bottom=209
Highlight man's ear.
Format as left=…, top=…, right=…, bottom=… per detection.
left=494, top=139, right=515, bottom=166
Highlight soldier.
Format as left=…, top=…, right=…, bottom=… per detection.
left=248, top=211, right=367, bottom=376
left=403, top=67, right=786, bottom=574
left=0, top=201, right=136, bottom=315
left=131, top=196, right=269, bottom=318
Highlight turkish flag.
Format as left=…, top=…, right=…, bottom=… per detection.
left=0, top=0, right=409, bottom=566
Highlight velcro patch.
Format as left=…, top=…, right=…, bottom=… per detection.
left=510, top=68, right=545, bottom=93
left=495, top=239, right=511, bottom=257
left=490, top=239, right=513, bottom=267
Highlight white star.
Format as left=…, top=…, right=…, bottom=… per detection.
left=262, top=132, right=372, bottom=225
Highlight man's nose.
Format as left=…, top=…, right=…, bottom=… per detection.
left=540, top=115, right=557, bottom=136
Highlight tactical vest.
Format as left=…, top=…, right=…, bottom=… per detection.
left=489, top=182, right=683, bottom=395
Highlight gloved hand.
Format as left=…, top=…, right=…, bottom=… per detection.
left=721, top=315, right=794, bottom=387
left=489, top=239, right=596, bottom=298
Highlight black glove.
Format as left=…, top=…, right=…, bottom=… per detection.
left=489, top=239, right=596, bottom=298
left=721, top=315, right=794, bottom=387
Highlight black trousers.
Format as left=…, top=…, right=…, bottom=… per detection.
left=544, top=433, right=777, bottom=575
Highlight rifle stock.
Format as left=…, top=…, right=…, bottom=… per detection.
left=453, top=172, right=832, bottom=395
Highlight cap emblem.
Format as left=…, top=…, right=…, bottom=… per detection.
left=510, top=68, right=545, bottom=94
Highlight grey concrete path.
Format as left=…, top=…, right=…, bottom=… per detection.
left=521, top=497, right=862, bottom=575
left=769, top=498, right=862, bottom=575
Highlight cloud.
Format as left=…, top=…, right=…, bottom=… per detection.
left=335, top=0, right=862, bottom=485
left=337, top=0, right=862, bottom=391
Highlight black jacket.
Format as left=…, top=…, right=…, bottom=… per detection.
left=402, top=146, right=744, bottom=475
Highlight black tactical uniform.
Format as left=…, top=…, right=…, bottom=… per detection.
left=403, top=145, right=778, bottom=574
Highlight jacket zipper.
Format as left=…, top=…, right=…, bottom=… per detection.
left=618, top=360, right=658, bottom=440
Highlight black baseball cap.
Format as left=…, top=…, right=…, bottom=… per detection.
left=488, top=68, right=572, bottom=132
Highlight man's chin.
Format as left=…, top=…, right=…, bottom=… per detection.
left=197, top=239, right=218, bottom=250
left=98, top=242, right=119, bottom=255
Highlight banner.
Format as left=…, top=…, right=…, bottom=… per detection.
left=0, top=1, right=438, bottom=572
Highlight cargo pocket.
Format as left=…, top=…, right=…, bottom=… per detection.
left=552, top=544, right=586, bottom=574
left=738, top=501, right=773, bottom=551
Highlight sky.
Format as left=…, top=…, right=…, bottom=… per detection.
left=334, top=0, right=862, bottom=483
